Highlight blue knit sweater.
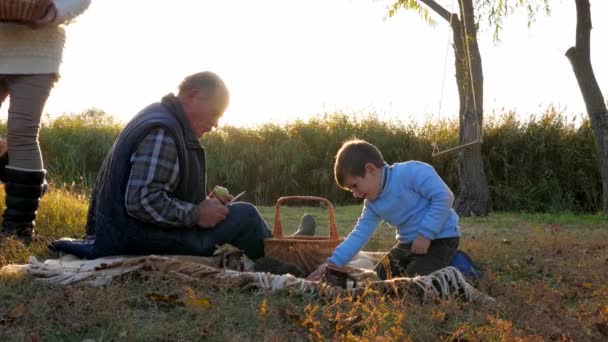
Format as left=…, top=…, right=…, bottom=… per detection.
left=327, top=161, right=461, bottom=266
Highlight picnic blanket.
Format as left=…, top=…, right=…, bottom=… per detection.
left=0, top=250, right=495, bottom=307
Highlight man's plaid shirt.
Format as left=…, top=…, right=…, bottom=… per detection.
left=125, top=127, right=199, bottom=227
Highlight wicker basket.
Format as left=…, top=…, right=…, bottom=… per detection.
left=0, top=0, right=51, bottom=22
left=264, top=196, right=343, bottom=274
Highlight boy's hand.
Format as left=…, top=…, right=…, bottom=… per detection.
left=306, top=263, right=328, bottom=281
left=411, top=235, right=431, bottom=255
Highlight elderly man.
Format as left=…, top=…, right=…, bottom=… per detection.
left=52, top=71, right=272, bottom=259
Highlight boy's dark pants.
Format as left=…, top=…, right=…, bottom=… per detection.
left=374, top=237, right=459, bottom=280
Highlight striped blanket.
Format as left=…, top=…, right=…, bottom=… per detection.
left=0, top=249, right=495, bottom=307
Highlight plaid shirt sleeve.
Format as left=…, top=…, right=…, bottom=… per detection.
left=124, top=128, right=199, bottom=227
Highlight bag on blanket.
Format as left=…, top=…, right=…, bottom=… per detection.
left=449, top=250, right=484, bottom=281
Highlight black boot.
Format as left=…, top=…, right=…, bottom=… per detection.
left=0, top=153, right=49, bottom=195
left=290, top=214, right=316, bottom=236
left=1, top=167, right=46, bottom=244
left=0, top=152, right=7, bottom=184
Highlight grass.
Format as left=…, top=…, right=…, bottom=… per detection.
left=0, top=188, right=607, bottom=340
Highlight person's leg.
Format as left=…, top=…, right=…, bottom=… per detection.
left=404, top=237, right=460, bottom=276
left=1, top=74, right=56, bottom=243
left=126, top=202, right=272, bottom=260
left=196, top=202, right=272, bottom=259
left=374, top=243, right=413, bottom=280
left=6, top=74, right=56, bottom=169
left=0, top=77, right=8, bottom=182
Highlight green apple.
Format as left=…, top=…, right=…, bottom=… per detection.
left=213, top=186, right=229, bottom=198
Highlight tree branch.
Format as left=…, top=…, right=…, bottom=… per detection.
left=418, top=0, right=452, bottom=23
left=574, top=0, right=592, bottom=60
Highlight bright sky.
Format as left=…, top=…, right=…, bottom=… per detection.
left=2, top=0, right=607, bottom=127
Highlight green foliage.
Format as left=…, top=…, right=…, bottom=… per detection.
left=482, top=108, right=600, bottom=212
left=389, top=0, right=551, bottom=42
left=0, top=107, right=600, bottom=212
left=388, top=0, right=436, bottom=26
left=0, top=109, right=122, bottom=192
left=39, top=109, right=122, bottom=191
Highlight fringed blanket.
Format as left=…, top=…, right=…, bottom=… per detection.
left=0, top=251, right=495, bottom=307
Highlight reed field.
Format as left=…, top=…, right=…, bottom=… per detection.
left=0, top=107, right=600, bottom=213
left=0, top=109, right=606, bottom=340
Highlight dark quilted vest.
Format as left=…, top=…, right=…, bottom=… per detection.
left=87, top=95, right=206, bottom=256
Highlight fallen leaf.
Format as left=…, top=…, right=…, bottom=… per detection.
left=0, top=303, right=27, bottom=325
left=531, top=225, right=543, bottom=234
left=550, top=224, right=561, bottom=235
left=336, top=314, right=363, bottom=333
left=186, top=297, right=212, bottom=310
left=183, top=287, right=212, bottom=310
left=7, top=303, right=27, bottom=318
left=574, top=283, right=593, bottom=289
left=280, top=306, right=302, bottom=323
left=184, top=287, right=196, bottom=301
left=259, top=298, right=268, bottom=315
left=146, top=293, right=180, bottom=305
left=596, top=322, right=608, bottom=337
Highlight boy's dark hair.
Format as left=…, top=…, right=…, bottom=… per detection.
left=334, top=139, right=385, bottom=189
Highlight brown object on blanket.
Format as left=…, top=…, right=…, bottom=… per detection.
left=0, top=0, right=51, bottom=22
left=264, top=196, right=343, bottom=274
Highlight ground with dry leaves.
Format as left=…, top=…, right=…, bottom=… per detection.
left=0, top=189, right=607, bottom=340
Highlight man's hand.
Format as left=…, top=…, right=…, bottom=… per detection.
left=196, top=198, right=228, bottom=228
left=306, top=263, right=328, bottom=281
left=209, top=186, right=233, bottom=205
left=411, top=235, right=431, bottom=255
left=30, top=3, right=58, bottom=29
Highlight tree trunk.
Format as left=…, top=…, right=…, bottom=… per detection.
left=566, top=0, right=608, bottom=214
left=451, top=0, right=489, bottom=216
left=419, top=0, right=490, bottom=216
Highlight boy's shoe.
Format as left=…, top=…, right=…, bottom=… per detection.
left=290, top=214, right=316, bottom=236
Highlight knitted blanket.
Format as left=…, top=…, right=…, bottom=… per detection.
left=0, top=250, right=495, bottom=307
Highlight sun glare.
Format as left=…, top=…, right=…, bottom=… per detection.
left=1, top=0, right=606, bottom=127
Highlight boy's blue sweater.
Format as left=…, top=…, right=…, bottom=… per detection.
left=327, top=161, right=461, bottom=266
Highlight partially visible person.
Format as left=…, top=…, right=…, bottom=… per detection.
left=0, top=0, right=92, bottom=244
left=307, top=139, right=461, bottom=281
left=54, top=71, right=273, bottom=260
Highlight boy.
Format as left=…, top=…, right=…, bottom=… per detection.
left=307, top=139, right=460, bottom=281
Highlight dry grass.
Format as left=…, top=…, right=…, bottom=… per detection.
left=0, top=188, right=607, bottom=340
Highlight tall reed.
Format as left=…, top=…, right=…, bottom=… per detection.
left=0, top=107, right=599, bottom=212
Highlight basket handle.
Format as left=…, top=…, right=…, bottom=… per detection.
left=273, top=196, right=339, bottom=240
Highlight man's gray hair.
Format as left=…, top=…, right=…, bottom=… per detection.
left=177, top=71, right=228, bottom=98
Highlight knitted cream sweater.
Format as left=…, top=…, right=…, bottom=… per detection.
left=0, top=0, right=91, bottom=75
